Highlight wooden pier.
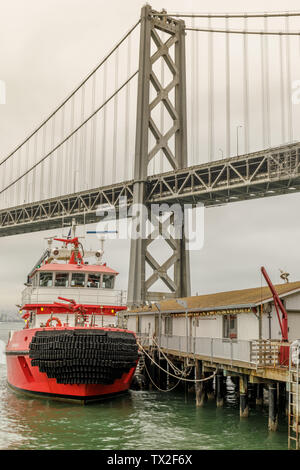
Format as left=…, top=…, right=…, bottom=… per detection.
left=130, top=334, right=300, bottom=448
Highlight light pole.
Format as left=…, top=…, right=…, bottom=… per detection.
left=219, top=148, right=224, bottom=159
left=236, top=125, right=243, bottom=156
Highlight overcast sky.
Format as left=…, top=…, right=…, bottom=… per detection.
left=1, top=0, right=300, bottom=312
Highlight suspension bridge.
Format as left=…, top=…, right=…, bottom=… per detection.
left=1, top=5, right=300, bottom=307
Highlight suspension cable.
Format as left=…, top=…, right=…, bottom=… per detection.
left=0, top=19, right=140, bottom=168
left=186, top=27, right=300, bottom=35
left=0, top=70, right=138, bottom=196
left=152, top=12, right=300, bottom=19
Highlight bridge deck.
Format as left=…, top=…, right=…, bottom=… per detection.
left=1, top=142, right=300, bottom=236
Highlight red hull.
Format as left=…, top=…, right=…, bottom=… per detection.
left=6, top=327, right=137, bottom=404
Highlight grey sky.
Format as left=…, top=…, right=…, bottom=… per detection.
left=1, top=0, right=300, bottom=312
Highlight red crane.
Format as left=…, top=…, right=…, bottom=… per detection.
left=261, top=266, right=289, bottom=365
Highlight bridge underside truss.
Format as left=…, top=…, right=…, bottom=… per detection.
left=1, top=143, right=300, bottom=237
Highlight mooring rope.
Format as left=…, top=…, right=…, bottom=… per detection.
left=151, top=336, right=187, bottom=376
left=137, top=341, right=217, bottom=383
left=143, top=359, right=183, bottom=393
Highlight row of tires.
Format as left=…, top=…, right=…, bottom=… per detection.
left=31, top=359, right=136, bottom=369
left=29, top=342, right=138, bottom=352
left=29, top=350, right=138, bottom=360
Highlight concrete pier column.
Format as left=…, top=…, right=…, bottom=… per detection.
left=195, top=360, right=206, bottom=407
left=239, top=375, right=249, bottom=418
left=255, top=384, right=263, bottom=406
left=268, top=383, right=278, bottom=432
left=216, top=371, right=224, bottom=407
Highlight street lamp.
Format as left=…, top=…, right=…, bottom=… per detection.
left=236, top=125, right=243, bottom=156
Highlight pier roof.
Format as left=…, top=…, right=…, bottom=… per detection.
left=128, top=281, right=300, bottom=315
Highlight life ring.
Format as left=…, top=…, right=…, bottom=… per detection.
left=22, top=313, right=30, bottom=329
left=46, top=317, right=62, bottom=328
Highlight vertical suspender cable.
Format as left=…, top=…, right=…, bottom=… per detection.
left=124, top=34, right=131, bottom=180
left=57, top=107, right=64, bottom=196
left=243, top=15, right=249, bottom=153
left=279, top=32, right=286, bottom=144
left=101, top=61, right=107, bottom=186
left=260, top=32, right=266, bottom=148
left=32, top=132, right=38, bottom=201
left=194, top=19, right=199, bottom=165
left=40, top=124, right=46, bottom=199
left=190, top=16, right=195, bottom=164
left=25, top=140, right=30, bottom=202
left=160, top=31, right=165, bottom=173
left=225, top=15, right=231, bottom=158
left=90, top=73, right=97, bottom=189
left=48, top=114, right=55, bottom=198
left=112, top=48, right=119, bottom=183
left=16, top=148, right=21, bottom=205
left=285, top=14, right=293, bottom=143
left=80, top=84, right=86, bottom=190
left=69, top=95, right=75, bottom=194
left=208, top=15, right=214, bottom=161
left=264, top=16, right=271, bottom=147
left=264, top=15, right=271, bottom=147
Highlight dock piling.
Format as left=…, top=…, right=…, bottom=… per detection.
left=268, top=383, right=278, bottom=432
left=216, top=370, right=224, bottom=407
left=239, top=375, right=249, bottom=418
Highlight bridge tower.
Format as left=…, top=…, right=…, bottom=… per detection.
left=127, top=5, right=191, bottom=307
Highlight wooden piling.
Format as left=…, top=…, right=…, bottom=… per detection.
left=216, top=371, right=224, bottom=407
left=255, top=384, right=263, bottom=406
left=239, top=375, right=249, bottom=418
left=268, top=383, right=278, bottom=432
left=205, top=372, right=215, bottom=400
left=195, top=360, right=206, bottom=407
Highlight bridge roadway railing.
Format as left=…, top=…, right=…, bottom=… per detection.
left=1, top=142, right=300, bottom=236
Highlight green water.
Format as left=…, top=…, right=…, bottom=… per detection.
left=0, top=323, right=288, bottom=450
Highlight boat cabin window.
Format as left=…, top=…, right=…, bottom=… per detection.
left=39, top=272, right=53, bottom=287
left=87, top=273, right=101, bottom=288
left=102, top=274, right=115, bottom=289
left=71, top=272, right=85, bottom=287
left=55, top=272, right=69, bottom=287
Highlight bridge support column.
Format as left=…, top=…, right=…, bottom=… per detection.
left=127, top=5, right=190, bottom=307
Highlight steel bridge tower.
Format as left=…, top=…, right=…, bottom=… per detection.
left=127, top=5, right=191, bottom=307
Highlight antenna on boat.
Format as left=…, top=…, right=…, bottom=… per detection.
left=86, top=230, right=118, bottom=263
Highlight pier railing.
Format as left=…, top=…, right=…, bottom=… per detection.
left=136, top=334, right=290, bottom=369
left=158, top=335, right=253, bottom=365
left=250, top=339, right=290, bottom=368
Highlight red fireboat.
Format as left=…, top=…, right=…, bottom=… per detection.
left=5, top=222, right=138, bottom=404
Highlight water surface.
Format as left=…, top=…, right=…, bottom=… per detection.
left=0, top=322, right=288, bottom=450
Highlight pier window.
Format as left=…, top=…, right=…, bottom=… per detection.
left=102, top=274, right=115, bottom=289
left=223, top=314, right=237, bottom=340
left=87, top=273, right=101, bottom=288
left=55, top=272, right=69, bottom=287
left=39, top=272, right=53, bottom=287
left=71, top=272, right=85, bottom=287
left=165, top=316, right=173, bottom=336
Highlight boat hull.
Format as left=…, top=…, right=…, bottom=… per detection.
left=6, top=327, right=138, bottom=404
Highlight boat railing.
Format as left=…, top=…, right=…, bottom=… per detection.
left=21, top=285, right=128, bottom=307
